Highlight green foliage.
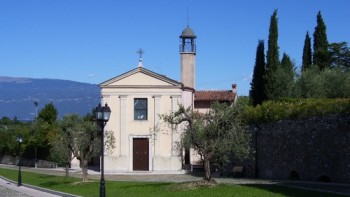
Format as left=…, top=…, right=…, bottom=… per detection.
left=277, top=53, right=295, bottom=98
left=255, top=10, right=348, bottom=101
left=58, top=114, right=99, bottom=181
left=54, top=114, right=115, bottom=181
left=0, top=117, right=13, bottom=125
left=0, top=126, right=17, bottom=155
left=266, top=10, right=280, bottom=71
left=293, top=65, right=325, bottom=98
left=250, top=40, right=267, bottom=106
left=323, top=68, right=350, bottom=98
left=0, top=107, right=58, bottom=161
left=329, top=42, right=350, bottom=71
left=162, top=102, right=250, bottom=181
left=302, top=31, right=312, bottom=72
left=38, top=103, right=58, bottom=125
left=313, top=11, right=330, bottom=70
left=265, top=9, right=282, bottom=100
left=243, top=98, right=350, bottom=124
left=0, top=120, right=31, bottom=156
left=293, top=66, right=350, bottom=98
left=50, top=126, right=71, bottom=167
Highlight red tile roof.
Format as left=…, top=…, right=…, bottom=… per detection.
left=194, top=90, right=236, bottom=102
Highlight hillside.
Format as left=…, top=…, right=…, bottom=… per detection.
left=0, top=76, right=100, bottom=120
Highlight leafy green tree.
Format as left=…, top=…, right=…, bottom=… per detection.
left=50, top=128, right=72, bottom=176
left=161, top=102, right=250, bottom=181
left=0, top=118, right=31, bottom=157
left=28, top=119, right=53, bottom=161
left=0, top=124, right=17, bottom=155
left=38, top=103, right=58, bottom=125
left=293, top=65, right=325, bottom=98
left=57, top=114, right=115, bottom=181
left=0, top=117, right=12, bottom=125
left=322, top=68, right=350, bottom=98
left=59, top=114, right=98, bottom=181
left=329, top=42, right=350, bottom=71
left=302, top=31, right=312, bottom=72
left=28, top=103, right=58, bottom=163
left=250, top=40, right=267, bottom=106
left=313, top=11, right=330, bottom=70
left=293, top=66, right=350, bottom=98
left=265, top=9, right=281, bottom=100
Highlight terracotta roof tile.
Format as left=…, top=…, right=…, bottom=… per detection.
left=194, top=90, right=236, bottom=102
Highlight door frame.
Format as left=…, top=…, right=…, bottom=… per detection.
left=129, top=135, right=152, bottom=171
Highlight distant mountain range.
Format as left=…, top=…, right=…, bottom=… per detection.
left=0, top=76, right=100, bottom=121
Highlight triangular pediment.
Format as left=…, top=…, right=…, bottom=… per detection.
left=99, top=67, right=182, bottom=88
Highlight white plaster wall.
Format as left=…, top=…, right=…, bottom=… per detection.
left=109, top=72, right=173, bottom=86
left=182, top=90, right=194, bottom=110
left=181, top=53, right=196, bottom=89
left=101, top=87, right=183, bottom=172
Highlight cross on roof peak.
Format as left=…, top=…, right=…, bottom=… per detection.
left=137, top=48, right=145, bottom=67
left=137, top=48, right=144, bottom=59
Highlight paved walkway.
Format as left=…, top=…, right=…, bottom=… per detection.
left=0, top=164, right=349, bottom=196
left=0, top=177, right=64, bottom=197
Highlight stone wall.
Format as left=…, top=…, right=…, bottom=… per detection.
left=253, top=113, right=350, bottom=183
left=0, top=155, right=57, bottom=168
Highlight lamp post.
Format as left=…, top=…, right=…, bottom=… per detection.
left=17, top=133, right=23, bottom=186
left=96, top=103, right=111, bottom=197
left=34, top=101, right=38, bottom=168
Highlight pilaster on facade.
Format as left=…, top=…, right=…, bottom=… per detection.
left=119, top=95, right=127, bottom=156
left=152, top=95, right=162, bottom=157
left=170, top=95, right=182, bottom=156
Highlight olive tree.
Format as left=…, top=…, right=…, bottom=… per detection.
left=56, top=114, right=115, bottom=182
left=161, top=101, right=250, bottom=181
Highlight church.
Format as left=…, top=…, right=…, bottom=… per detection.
left=98, top=25, right=237, bottom=172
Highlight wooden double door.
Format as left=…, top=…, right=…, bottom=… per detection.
left=133, top=138, right=149, bottom=171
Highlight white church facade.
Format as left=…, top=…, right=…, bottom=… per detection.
left=98, top=26, right=237, bottom=172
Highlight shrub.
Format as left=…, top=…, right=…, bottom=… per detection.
left=243, top=98, right=350, bottom=124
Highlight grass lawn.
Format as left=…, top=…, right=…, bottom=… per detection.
left=0, top=168, right=345, bottom=197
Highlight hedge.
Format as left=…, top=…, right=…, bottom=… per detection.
left=243, top=98, right=350, bottom=124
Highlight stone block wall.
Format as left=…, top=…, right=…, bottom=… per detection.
left=0, top=155, right=57, bottom=168
left=253, top=113, right=350, bottom=183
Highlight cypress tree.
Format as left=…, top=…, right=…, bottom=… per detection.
left=279, top=53, right=295, bottom=98
left=313, top=11, right=330, bottom=70
left=264, top=9, right=281, bottom=100
left=302, top=31, right=312, bottom=72
left=250, top=40, right=266, bottom=106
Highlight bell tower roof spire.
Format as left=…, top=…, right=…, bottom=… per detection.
left=180, top=25, right=197, bottom=38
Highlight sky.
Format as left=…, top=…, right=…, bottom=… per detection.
left=1, top=1, right=350, bottom=96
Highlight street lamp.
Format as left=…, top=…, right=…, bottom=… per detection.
left=16, top=133, right=23, bottom=186
left=96, top=103, right=111, bottom=197
left=34, top=101, right=38, bottom=168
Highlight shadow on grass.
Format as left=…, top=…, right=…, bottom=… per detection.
left=38, top=174, right=56, bottom=179
left=241, top=184, right=346, bottom=197
left=39, top=180, right=72, bottom=187
left=118, top=182, right=171, bottom=189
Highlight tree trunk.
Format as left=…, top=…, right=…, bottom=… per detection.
left=203, top=159, right=211, bottom=181
left=82, top=160, right=88, bottom=182
left=65, top=163, right=69, bottom=177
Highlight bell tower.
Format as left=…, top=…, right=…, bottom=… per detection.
left=180, top=25, right=196, bottom=89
